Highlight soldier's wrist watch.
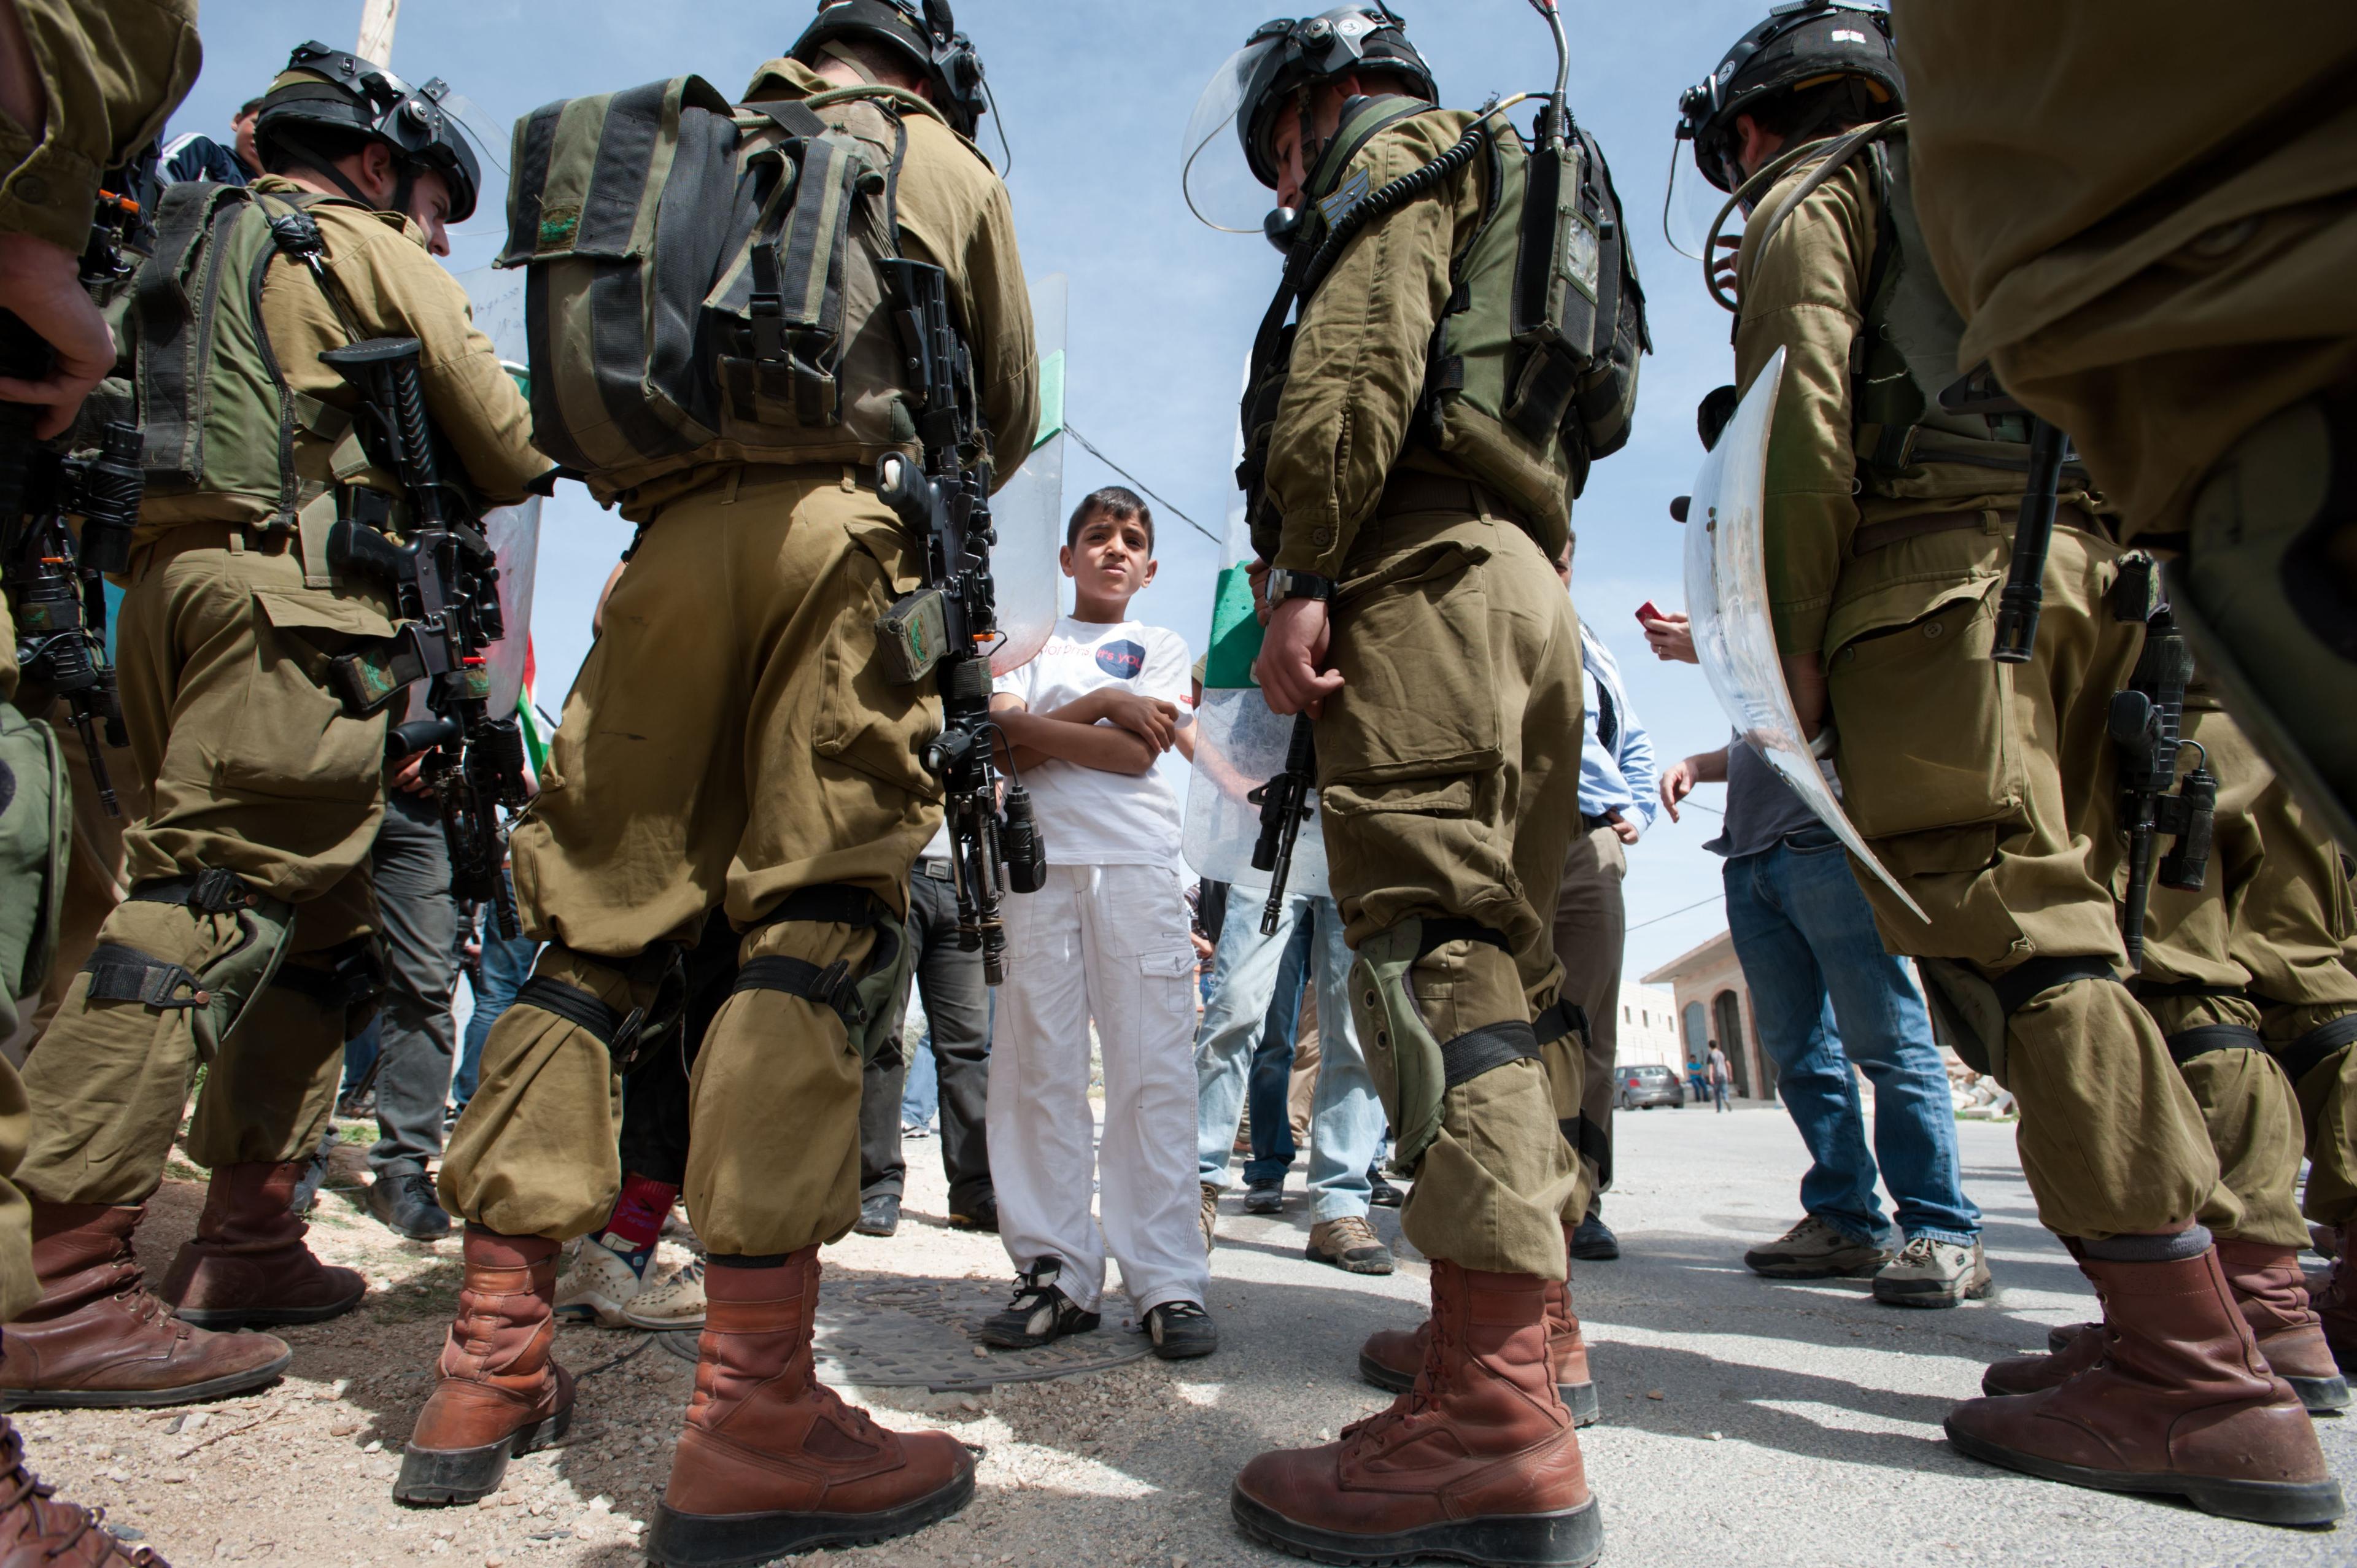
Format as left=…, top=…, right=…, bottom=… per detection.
left=1266, top=569, right=1336, bottom=607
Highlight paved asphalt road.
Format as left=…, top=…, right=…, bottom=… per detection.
left=861, top=1099, right=2351, bottom=1568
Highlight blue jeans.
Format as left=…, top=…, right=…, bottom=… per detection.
left=1195, top=887, right=1385, bottom=1221
left=901, top=1031, right=939, bottom=1128
left=1722, top=826, right=1980, bottom=1246
left=454, top=873, right=539, bottom=1112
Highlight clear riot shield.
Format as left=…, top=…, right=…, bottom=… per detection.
left=1182, top=514, right=1331, bottom=896
left=481, top=498, right=541, bottom=717
left=1685, top=346, right=1925, bottom=921
left=987, top=273, right=1067, bottom=675
left=456, top=264, right=527, bottom=369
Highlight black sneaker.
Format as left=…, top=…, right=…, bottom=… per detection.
left=1145, top=1300, right=1218, bottom=1361
left=366, top=1172, right=451, bottom=1242
left=1244, top=1178, right=1285, bottom=1215
left=1570, top=1203, right=1620, bottom=1261
left=978, top=1259, right=1099, bottom=1349
left=855, top=1192, right=900, bottom=1237
left=1367, top=1167, right=1404, bottom=1208
left=948, top=1194, right=999, bottom=1234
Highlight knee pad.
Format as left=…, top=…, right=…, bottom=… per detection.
left=733, top=885, right=910, bottom=1067
left=79, top=869, right=295, bottom=1060
left=1919, top=954, right=2121, bottom=1084
left=1349, top=917, right=1542, bottom=1175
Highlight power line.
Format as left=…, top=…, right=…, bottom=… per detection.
left=1627, top=892, right=1723, bottom=932
left=1064, top=422, right=1223, bottom=547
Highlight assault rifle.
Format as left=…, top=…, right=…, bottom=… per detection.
left=873, top=257, right=1045, bottom=986
left=313, top=334, right=529, bottom=937
left=2108, top=554, right=2215, bottom=970
left=0, top=172, right=153, bottom=814
left=1248, top=714, right=1317, bottom=936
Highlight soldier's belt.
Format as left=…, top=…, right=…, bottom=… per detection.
left=1373, top=472, right=1526, bottom=525
left=1850, top=503, right=2102, bottom=558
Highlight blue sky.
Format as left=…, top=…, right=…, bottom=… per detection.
left=166, top=0, right=1786, bottom=978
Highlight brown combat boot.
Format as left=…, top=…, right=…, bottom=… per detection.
left=646, top=1248, right=972, bottom=1566
left=157, top=1162, right=366, bottom=1330
left=1946, top=1246, right=2343, bottom=1526
left=0, top=1408, right=169, bottom=1564
left=1984, top=1240, right=2353, bottom=1415
left=1358, top=1223, right=1600, bottom=1425
left=1240, top=1261, right=1602, bottom=1567
left=2317, top=1225, right=2357, bottom=1375
left=0, top=1202, right=290, bottom=1410
left=394, top=1227, right=573, bottom=1505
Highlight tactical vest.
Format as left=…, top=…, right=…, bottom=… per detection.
left=1239, top=96, right=1648, bottom=554
left=500, top=76, right=960, bottom=506
left=112, top=183, right=384, bottom=539
left=1749, top=117, right=2061, bottom=503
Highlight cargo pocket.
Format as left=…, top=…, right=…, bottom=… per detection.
left=1322, top=538, right=1500, bottom=786
left=812, top=522, right=943, bottom=802
left=1825, top=576, right=2026, bottom=843
left=219, top=587, right=395, bottom=803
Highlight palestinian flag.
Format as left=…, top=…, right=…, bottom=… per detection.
left=516, top=636, right=552, bottom=791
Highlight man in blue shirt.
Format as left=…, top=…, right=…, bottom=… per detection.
left=158, top=98, right=261, bottom=186
left=1555, top=579, right=1658, bottom=1262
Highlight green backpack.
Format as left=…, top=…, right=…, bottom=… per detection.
left=498, top=75, right=945, bottom=504
left=0, top=700, right=69, bottom=1037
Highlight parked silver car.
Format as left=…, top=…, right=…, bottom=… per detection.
left=1616, top=1063, right=1687, bottom=1110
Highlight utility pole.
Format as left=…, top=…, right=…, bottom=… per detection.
left=358, top=0, right=400, bottom=65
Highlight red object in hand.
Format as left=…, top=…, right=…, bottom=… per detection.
left=1635, top=600, right=1665, bottom=627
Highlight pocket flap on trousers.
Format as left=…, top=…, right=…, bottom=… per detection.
left=1137, top=946, right=1196, bottom=979
left=251, top=586, right=395, bottom=643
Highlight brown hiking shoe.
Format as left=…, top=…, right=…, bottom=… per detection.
left=1945, top=1246, right=2343, bottom=1526
left=1199, top=1183, right=1218, bottom=1254
left=2218, top=1238, right=2350, bottom=1413
left=158, top=1162, right=366, bottom=1330
left=0, top=1202, right=290, bottom=1410
left=646, top=1248, right=973, bottom=1564
left=1359, top=1222, right=1600, bottom=1426
left=1986, top=1241, right=2355, bottom=1415
left=0, top=1411, right=166, bottom=1565
left=395, top=1227, right=573, bottom=1506
left=1238, top=1261, right=1601, bottom=1567
left=1306, top=1215, right=1395, bottom=1275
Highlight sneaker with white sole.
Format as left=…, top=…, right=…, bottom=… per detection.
left=1743, top=1215, right=1893, bottom=1280
left=1873, top=1235, right=1993, bottom=1308
left=622, top=1256, right=708, bottom=1330
left=554, top=1232, right=650, bottom=1326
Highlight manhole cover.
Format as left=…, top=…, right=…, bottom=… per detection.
left=657, top=1275, right=1151, bottom=1391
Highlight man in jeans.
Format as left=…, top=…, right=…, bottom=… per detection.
left=856, top=842, right=995, bottom=1237
left=1195, top=886, right=1391, bottom=1274
left=362, top=776, right=467, bottom=1242
left=1652, top=612, right=1988, bottom=1307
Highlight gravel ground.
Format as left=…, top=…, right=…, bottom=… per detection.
left=14, top=1106, right=2351, bottom=1566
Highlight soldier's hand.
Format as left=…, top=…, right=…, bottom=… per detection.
left=1100, top=690, right=1180, bottom=752
left=0, top=233, right=118, bottom=439
left=1642, top=609, right=1696, bottom=665
left=1255, top=597, right=1342, bottom=719
left=1711, top=235, right=1741, bottom=303
left=1248, top=560, right=1272, bottom=626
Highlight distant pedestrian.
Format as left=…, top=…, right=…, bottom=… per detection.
left=1709, top=1046, right=1732, bottom=1113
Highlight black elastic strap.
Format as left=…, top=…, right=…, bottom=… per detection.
left=1415, top=919, right=1513, bottom=963
left=733, top=955, right=865, bottom=1029
left=2131, top=977, right=2248, bottom=1002
left=1992, top=956, right=2118, bottom=1018
left=80, top=944, right=206, bottom=1010
left=2275, top=1012, right=2357, bottom=1086
left=2164, top=1022, right=2264, bottom=1066
left=128, top=869, right=256, bottom=914
left=516, top=976, right=625, bottom=1047
left=271, top=939, right=381, bottom=1012
left=1533, top=998, right=1588, bottom=1048
left=706, top=1252, right=790, bottom=1270
left=749, top=884, right=891, bottom=934
left=1439, top=1020, right=1541, bottom=1089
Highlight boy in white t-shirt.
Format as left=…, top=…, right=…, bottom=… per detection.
left=980, top=487, right=1216, bottom=1359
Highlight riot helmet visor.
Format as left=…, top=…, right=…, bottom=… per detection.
left=1182, top=32, right=1287, bottom=234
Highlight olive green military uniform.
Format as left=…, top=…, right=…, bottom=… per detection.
left=1737, top=139, right=2223, bottom=1242
left=1890, top=4, right=2357, bottom=850
left=2131, top=700, right=2357, bottom=1251
left=439, top=56, right=1037, bottom=1261
left=14, top=175, right=546, bottom=1212
left=21, top=709, right=143, bottom=1043
left=0, top=0, right=201, bottom=1319
left=1260, top=109, right=1584, bottom=1282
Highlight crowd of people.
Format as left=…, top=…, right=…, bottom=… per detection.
left=0, top=2, right=2351, bottom=1567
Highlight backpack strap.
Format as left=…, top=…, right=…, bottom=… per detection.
left=734, top=106, right=881, bottom=427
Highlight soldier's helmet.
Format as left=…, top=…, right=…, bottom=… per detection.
left=791, top=0, right=991, bottom=141
left=1678, top=0, right=1902, bottom=193
left=254, top=41, right=483, bottom=221
left=1230, top=4, right=1438, bottom=191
